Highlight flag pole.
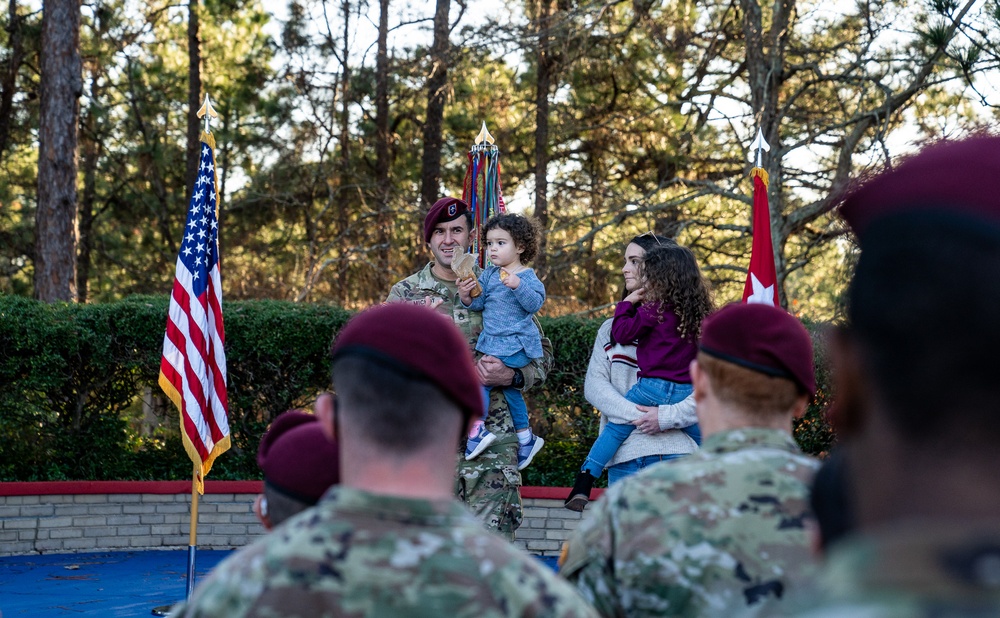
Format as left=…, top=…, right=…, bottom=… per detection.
left=742, top=127, right=779, bottom=306
left=187, top=464, right=200, bottom=600
left=462, top=122, right=505, bottom=267
left=155, top=92, right=231, bottom=614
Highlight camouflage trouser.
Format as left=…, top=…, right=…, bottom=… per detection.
left=455, top=388, right=523, bottom=541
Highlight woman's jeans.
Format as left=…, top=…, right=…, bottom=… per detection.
left=607, top=453, right=687, bottom=484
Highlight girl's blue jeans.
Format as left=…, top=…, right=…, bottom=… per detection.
left=481, top=351, right=531, bottom=431
left=581, top=377, right=697, bottom=478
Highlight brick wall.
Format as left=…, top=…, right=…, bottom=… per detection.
left=0, top=483, right=600, bottom=557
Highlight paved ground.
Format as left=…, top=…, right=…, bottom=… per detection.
left=0, top=550, right=560, bottom=617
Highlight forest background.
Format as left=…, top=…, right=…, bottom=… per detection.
left=4, top=0, right=1000, bottom=316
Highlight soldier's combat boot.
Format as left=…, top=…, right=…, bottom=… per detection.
left=564, top=472, right=596, bottom=512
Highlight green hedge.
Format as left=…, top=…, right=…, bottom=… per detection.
left=0, top=295, right=349, bottom=481
left=0, top=295, right=834, bottom=484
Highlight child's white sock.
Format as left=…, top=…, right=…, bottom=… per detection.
left=517, top=429, right=533, bottom=445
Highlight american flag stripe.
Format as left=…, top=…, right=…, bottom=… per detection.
left=205, top=270, right=228, bottom=412
left=164, top=250, right=227, bottom=447
left=159, top=135, right=230, bottom=494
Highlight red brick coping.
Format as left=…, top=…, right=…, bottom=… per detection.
left=0, top=481, right=604, bottom=499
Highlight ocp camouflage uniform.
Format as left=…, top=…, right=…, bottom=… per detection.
left=788, top=522, right=1000, bottom=618
left=560, top=427, right=819, bottom=617
left=170, top=486, right=597, bottom=618
left=386, top=262, right=553, bottom=540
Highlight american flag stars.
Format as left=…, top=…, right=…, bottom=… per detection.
left=178, top=145, right=220, bottom=296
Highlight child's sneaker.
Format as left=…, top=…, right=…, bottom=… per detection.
left=564, top=471, right=596, bottom=512
left=465, top=425, right=497, bottom=460
left=516, top=435, right=545, bottom=470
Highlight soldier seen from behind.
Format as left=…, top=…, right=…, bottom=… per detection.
left=252, top=400, right=340, bottom=530
left=172, top=303, right=596, bottom=617
left=790, top=135, right=1000, bottom=615
left=560, top=302, right=819, bottom=617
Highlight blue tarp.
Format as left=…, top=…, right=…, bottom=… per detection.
left=0, top=550, right=560, bottom=617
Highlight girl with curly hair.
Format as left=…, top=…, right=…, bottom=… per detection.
left=458, top=213, right=546, bottom=470
left=566, top=242, right=712, bottom=511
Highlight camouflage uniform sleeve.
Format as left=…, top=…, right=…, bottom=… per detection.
left=520, top=316, right=552, bottom=392
left=385, top=279, right=409, bottom=303
left=559, top=488, right=623, bottom=617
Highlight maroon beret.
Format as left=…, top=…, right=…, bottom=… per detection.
left=257, top=411, right=339, bottom=505
left=699, top=303, right=815, bottom=396
left=423, top=197, right=470, bottom=242
left=840, top=135, right=1000, bottom=241
left=331, top=303, right=481, bottom=420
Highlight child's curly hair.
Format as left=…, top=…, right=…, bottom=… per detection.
left=641, top=245, right=714, bottom=340
left=483, top=213, right=540, bottom=264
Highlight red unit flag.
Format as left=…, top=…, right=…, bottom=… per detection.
left=742, top=167, right=778, bottom=306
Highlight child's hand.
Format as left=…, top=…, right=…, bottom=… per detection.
left=457, top=277, right=478, bottom=304
left=502, top=271, right=520, bottom=290
left=623, top=287, right=645, bottom=305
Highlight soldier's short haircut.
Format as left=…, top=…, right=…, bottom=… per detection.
left=332, top=356, right=464, bottom=453
left=263, top=484, right=312, bottom=527
left=697, top=351, right=801, bottom=418
left=849, top=212, right=1000, bottom=449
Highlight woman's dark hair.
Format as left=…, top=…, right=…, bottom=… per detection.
left=484, top=213, right=540, bottom=264
left=618, top=234, right=678, bottom=302
left=629, top=233, right=676, bottom=254
left=641, top=244, right=713, bottom=340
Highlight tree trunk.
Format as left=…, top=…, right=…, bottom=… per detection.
left=34, top=0, right=81, bottom=302
left=77, top=96, right=101, bottom=303
left=336, top=0, right=352, bottom=305
left=0, top=0, right=25, bottom=160
left=419, top=0, right=450, bottom=211
left=219, top=107, right=229, bottom=205
left=185, top=0, right=202, bottom=203
left=532, top=0, right=553, bottom=280
left=76, top=9, right=109, bottom=303
left=374, top=0, right=391, bottom=291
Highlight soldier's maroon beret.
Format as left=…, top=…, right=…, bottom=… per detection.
left=423, top=197, right=470, bottom=242
left=840, top=135, right=1000, bottom=241
left=257, top=411, right=339, bottom=505
left=699, top=303, right=815, bottom=396
left=331, top=303, right=481, bottom=421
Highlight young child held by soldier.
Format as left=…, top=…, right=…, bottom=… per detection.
left=458, top=213, right=546, bottom=470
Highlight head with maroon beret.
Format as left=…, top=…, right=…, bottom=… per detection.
left=331, top=303, right=481, bottom=447
left=699, top=302, right=815, bottom=397
left=840, top=135, right=1000, bottom=243
left=256, top=410, right=339, bottom=527
left=423, top=197, right=472, bottom=243
left=836, top=134, right=1000, bottom=450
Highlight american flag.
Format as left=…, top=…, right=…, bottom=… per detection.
left=159, top=137, right=230, bottom=494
